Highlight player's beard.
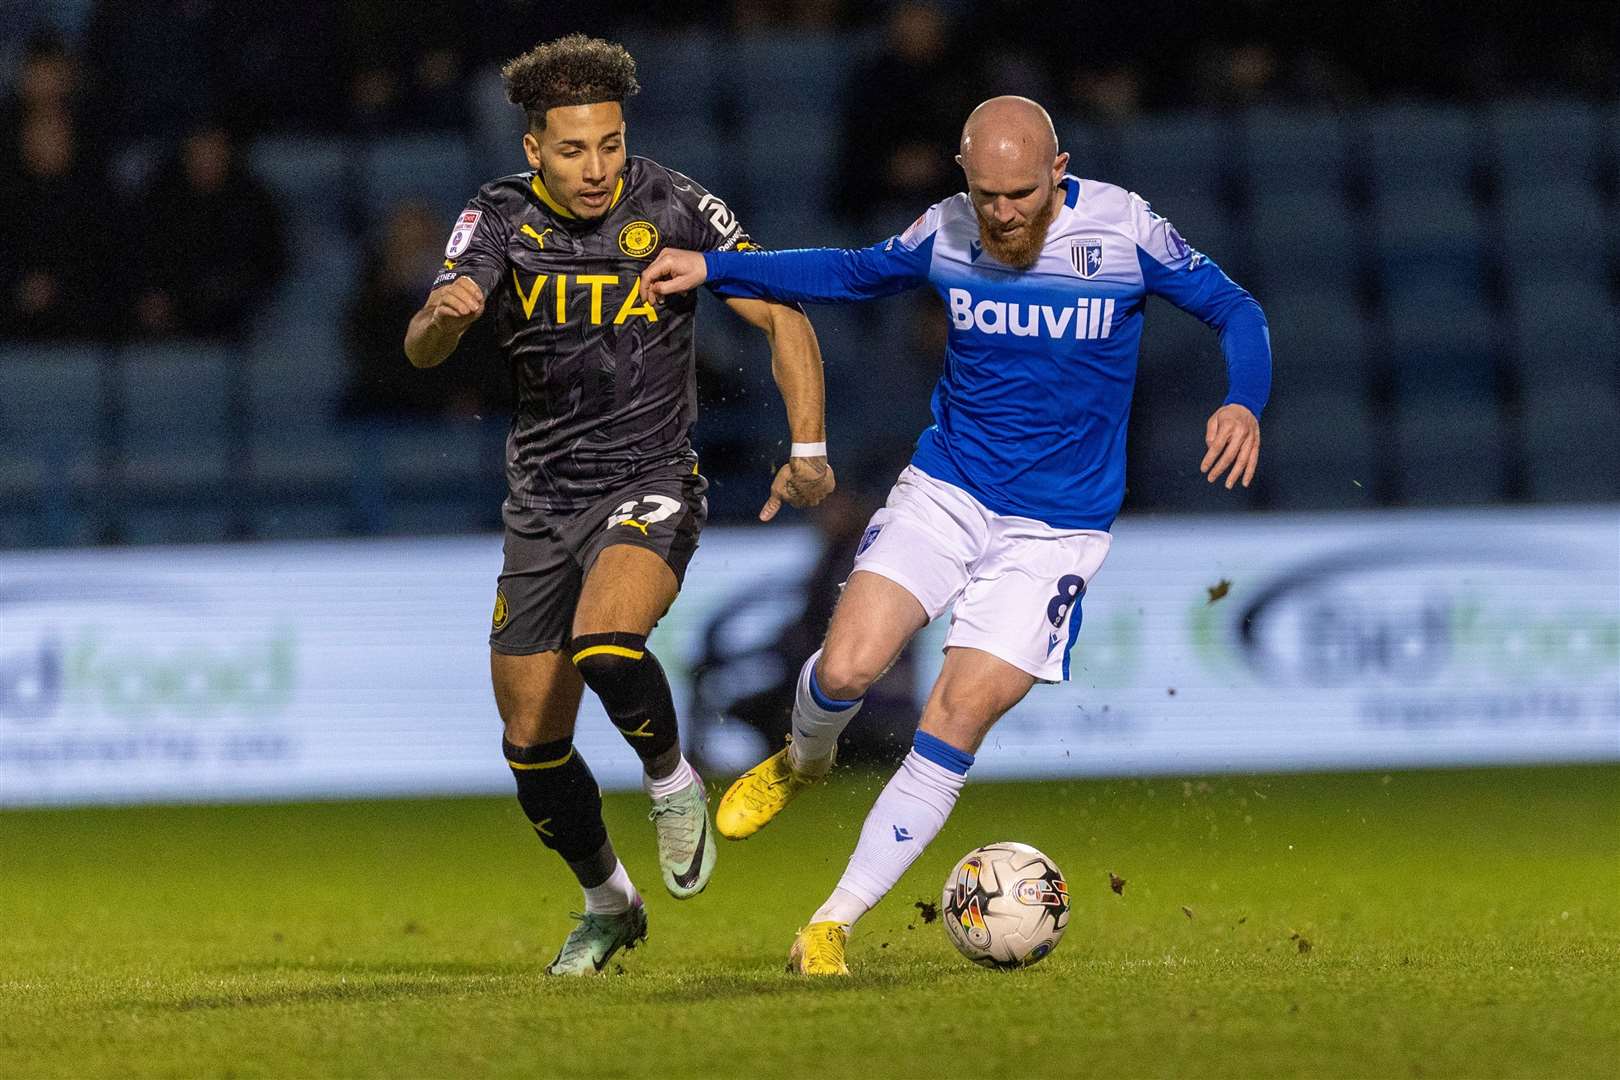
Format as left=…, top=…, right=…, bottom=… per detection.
left=975, top=189, right=1058, bottom=269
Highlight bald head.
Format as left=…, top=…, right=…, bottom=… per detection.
left=959, top=96, right=1058, bottom=170
left=956, top=96, right=1068, bottom=270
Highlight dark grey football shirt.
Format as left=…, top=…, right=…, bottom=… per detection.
left=432, top=156, right=753, bottom=513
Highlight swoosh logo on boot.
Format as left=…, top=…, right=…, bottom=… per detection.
left=673, top=817, right=709, bottom=890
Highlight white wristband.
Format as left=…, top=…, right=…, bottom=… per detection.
left=790, top=442, right=828, bottom=458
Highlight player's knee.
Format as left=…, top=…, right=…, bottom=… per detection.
left=814, top=646, right=883, bottom=701
left=502, top=710, right=569, bottom=747
left=569, top=631, right=649, bottom=686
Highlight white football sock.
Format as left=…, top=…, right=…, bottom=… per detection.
left=809, top=733, right=973, bottom=928
left=582, top=859, right=637, bottom=915
left=644, top=755, right=698, bottom=801
left=786, top=650, right=864, bottom=776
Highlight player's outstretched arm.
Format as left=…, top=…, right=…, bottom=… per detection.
left=403, top=277, right=486, bottom=369
left=643, top=237, right=932, bottom=308
left=1201, top=403, right=1260, bottom=489
left=724, top=297, right=836, bottom=522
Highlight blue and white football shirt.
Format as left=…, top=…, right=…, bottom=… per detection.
left=704, top=176, right=1271, bottom=530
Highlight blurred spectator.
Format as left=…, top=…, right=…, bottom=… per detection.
left=133, top=124, right=286, bottom=340
left=834, top=1, right=973, bottom=229
left=2, top=33, right=82, bottom=123
left=343, top=2, right=476, bottom=132
left=0, top=108, right=106, bottom=339
left=341, top=201, right=508, bottom=420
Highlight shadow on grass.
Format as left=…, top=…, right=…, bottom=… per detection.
left=115, top=954, right=990, bottom=1012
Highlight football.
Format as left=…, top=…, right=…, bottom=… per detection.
left=941, top=842, right=1070, bottom=969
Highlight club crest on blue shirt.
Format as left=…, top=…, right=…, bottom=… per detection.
left=1071, top=238, right=1104, bottom=279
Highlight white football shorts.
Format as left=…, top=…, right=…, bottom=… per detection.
left=850, top=465, right=1112, bottom=682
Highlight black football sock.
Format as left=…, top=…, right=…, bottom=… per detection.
left=570, top=632, right=683, bottom=781
left=503, top=736, right=616, bottom=888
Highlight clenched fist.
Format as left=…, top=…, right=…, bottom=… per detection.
left=427, top=276, right=486, bottom=331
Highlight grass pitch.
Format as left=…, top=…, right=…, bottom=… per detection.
left=2, top=765, right=1617, bottom=1078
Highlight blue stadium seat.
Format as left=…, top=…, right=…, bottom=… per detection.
left=1511, top=279, right=1620, bottom=399
left=0, top=511, right=45, bottom=549
left=117, top=506, right=234, bottom=545
left=248, top=425, right=359, bottom=495
left=1263, top=391, right=1379, bottom=510
left=0, top=344, right=105, bottom=544
left=1141, top=297, right=1219, bottom=360
left=1133, top=400, right=1262, bottom=512
left=1523, top=384, right=1620, bottom=502
left=38, top=0, right=94, bottom=35
left=1243, top=109, right=1348, bottom=197
left=249, top=501, right=355, bottom=541
left=726, top=35, right=854, bottom=116
left=1116, top=113, right=1230, bottom=198
left=1499, top=183, right=1607, bottom=288
left=1364, top=105, right=1480, bottom=194
left=631, top=113, right=730, bottom=199
left=1260, top=291, right=1370, bottom=397
left=1394, top=403, right=1504, bottom=505
left=0, top=344, right=106, bottom=485
left=247, top=324, right=350, bottom=427
left=1384, top=284, right=1497, bottom=403
left=115, top=343, right=235, bottom=493
left=469, top=68, right=527, bottom=177
left=1249, top=188, right=1360, bottom=294
left=613, top=34, right=724, bottom=120
left=248, top=136, right=352, bottom=207
left=247, top=136, right=354, bottom=247
left=1054, top=116, right=1112, bottom=166
left=251, top=239, right=359, bottom=351
left=739, top=111, right=842, bottom=217
left=361, top=135, right=476, bottom=225
left=383, top=496, right=494, bottom=537
left=1489, top=101, right=1599, bottom=188
left=368, top=420, right=488, bottom=491
left=1150, top=192, right=1233, bottom=265
left=1373, top=190, right=1485, bottom=292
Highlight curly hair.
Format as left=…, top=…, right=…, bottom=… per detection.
left=501, top=34, right=640, bottom=130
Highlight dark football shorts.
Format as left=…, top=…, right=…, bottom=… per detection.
left=488, top=462, right=708, bottom=655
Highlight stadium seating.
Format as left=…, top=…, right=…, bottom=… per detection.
left=1488, top=101, right=1599, bottom=187
left=1384, top=283, right=1498, bottom=404
left=5, top=87, right=1619, bottom=549
left=1262, top=391, right=1380, bottom=510
left=1373, top=190, right=1486, bottom=293
left=1116, top=113, right=1232, bottom=198
left=1523, top=384, right=1620, bottom=502
left=0, top=344, right=106, bottom=544
left=1260, top=290, right=1370, bottom=397
left=612, top=33, right=725, bottom=120
left=630, top=113, right=730, bottom=202
left=360, top=135, right=477, bottom=225
left=1249, top=188, right=1361, bottom=296
left=1242, top=110, right=1348, bottom=197
left=1511, top=279, right=1620, bottom=400
left=1498, top=183, right=1608, bottom=288
left=1364, top=105, right=1480, bottom=194
left=724, top=35, right=857, bottom=116
left=1394, top=402, right=1504, bottom=505
left=112, top=344, right=237, bottom=498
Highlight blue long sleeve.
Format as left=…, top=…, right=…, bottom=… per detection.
left=704, top=235, right=935, bottom=305
left=1137, top=248, right=1272, bottom=418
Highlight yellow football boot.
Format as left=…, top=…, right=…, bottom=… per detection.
left=787, top=921, right=850, bottom=976
left=715, top=742, right=828, bottom=840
